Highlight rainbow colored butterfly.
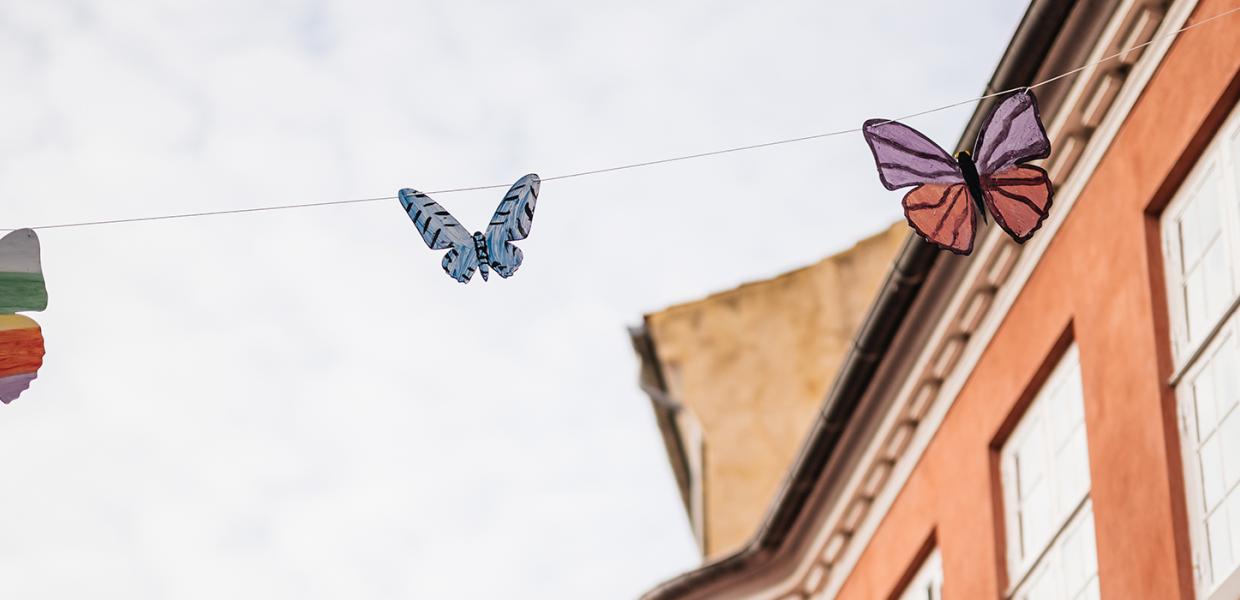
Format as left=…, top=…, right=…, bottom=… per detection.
left=0, top=229, right=47, bottom=404
left=862, top=90, right=1054, bottom=255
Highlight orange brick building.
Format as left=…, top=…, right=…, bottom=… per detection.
left=635, top=0, right=1240, bottom=598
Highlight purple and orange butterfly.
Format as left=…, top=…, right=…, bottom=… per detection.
left=862, top=90, right=1054, bottom=255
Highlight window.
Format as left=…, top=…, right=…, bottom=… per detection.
left=1162, top=100, right=1240, bottom=599
left=1001, top=346, right=1099, bottom=599
left=896, top=548, right=943, bottom=600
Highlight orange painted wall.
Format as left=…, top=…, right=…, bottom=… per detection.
left=837, top=4, right=1240, bottom=599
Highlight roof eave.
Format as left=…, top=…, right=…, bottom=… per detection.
left=629, top=323, right=698, bottom=530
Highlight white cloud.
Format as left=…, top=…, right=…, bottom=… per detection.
left=0, top=1, right=1027, bottom=597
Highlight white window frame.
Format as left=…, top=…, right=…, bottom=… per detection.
left=1162, top=100, right=1240, bottom=373
left=1000, top=345, right=1097, bottom=597
left=1162, top=98, right=1240, bottom=600
left=1176, top=325, right=1240, bottom=599
left=896, top=548, right=943, bottom=600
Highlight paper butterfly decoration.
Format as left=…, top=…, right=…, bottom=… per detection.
left=862, top=90, right=1054, bottom=255
left=399, top=174, right=540, bottom=283
left=0, top=229, right=47, bottom=404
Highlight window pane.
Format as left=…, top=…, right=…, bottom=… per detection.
left=1222, top=409, right=1240, bottom=494
left=1186, top=267, right=1211, bottom=343
left=1205, top=240, right=1234, bottom=324
left=1195, top=364, right=1219, bottom=439
left=1201, top=435, right=1226, bottom=510
left=1021, top=563, right=1058, bottom=600
left=1022, top=481, right=1054, bottom=559
left=1229, top=491, right=1240, bottom=576
left=1056, top=427, right=1091, bottom=516
left=1216, top=336, right=1240, bottom=414
left=1230, top=125, right=1240, bottom=188
left=1178, top=172, right=1219, bottom=268
left=1061, top=524, right=1087, bottom=593
left=1079, top=578, right=1101, bottom=600
left=1016, top=425, right=1048, bottom=500
left=1209, top=506, right=1234, bottom=581
left=1062, top=511, right=1098, bottom=598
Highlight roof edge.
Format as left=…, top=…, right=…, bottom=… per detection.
left=629, top=323, right=698, bottom=538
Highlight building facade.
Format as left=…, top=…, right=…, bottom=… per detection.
left=635, top=0, right=1240, bottom=598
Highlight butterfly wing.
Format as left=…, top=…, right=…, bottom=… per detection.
left=0, top=228, right=48, bottom=314
left=863, top=121, right=975, bottom=253
left=903, top=183, right=977, bottom=255
left=973, top=91, right=1054, bottom=242
left=0, top=229, right=46, bottom=404
left=863, top=120, right=964, bottom=189
left=972, top=91, right=1051, bottom=174
left=483, top=174, right=539, bottom=278
left=981, top=165, right=1053, bottom=242
left=398, top=189, right=480, bottom=283
left=438, top=244, right=481, bottom=284
left=0, top=314, right=43, bottom=404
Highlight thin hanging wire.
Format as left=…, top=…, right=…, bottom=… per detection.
left=7, top=4, right=1238, bottom=232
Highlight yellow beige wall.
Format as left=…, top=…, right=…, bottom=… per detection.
left=646, top=223, right=906, bottom=558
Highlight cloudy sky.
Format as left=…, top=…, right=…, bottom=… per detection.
left=0, top=1, right=1027, bottom=598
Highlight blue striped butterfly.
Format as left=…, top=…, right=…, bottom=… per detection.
left=399, top=174, right=539, bottom=283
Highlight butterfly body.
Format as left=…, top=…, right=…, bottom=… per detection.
left=954, top=150, right=988, bottom=225
left=471, top=231, right=491, bottom=282
left=399, top=174, right=539, bottom=283
left=863, top=90, right=1054, bottom=255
